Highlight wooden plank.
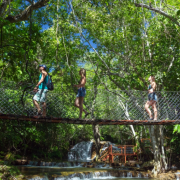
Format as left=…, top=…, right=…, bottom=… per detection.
left=0, top=113, right=180, bottom=125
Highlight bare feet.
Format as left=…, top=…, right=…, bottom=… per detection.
left=37, top=109, right=42, bottom=116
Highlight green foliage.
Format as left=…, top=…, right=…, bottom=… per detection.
left=4, top=153, right=15, bottom=165
left=1, top=0, right=180, bottom=161
left=173, top=125, right=180, bottom=134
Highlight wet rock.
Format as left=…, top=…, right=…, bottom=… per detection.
left=92, top=163, right=96, bottom=167
left=37, top=161, right=41, bottom=166
left=127, top=160, right=137, bottom=167
left=110, top=170, right=119, bottom=177
left=141, top=160, right=154, bottom=168
left=87, top=165, right=94, bottom=168
left=82, top=162, right=87, bottom=167
left=102, top=163, right=107, bottom=167
left=14, top=159, right=28, bottom=165
left=158, top=173, right=176, bottom=180
left=171, top=165, right=177, bottom=170
left=117, top=163, right=122, bottom=166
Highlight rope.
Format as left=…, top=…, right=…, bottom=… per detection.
left=20, top=0, right=34, bottom=110
left=1, top=81, right=180, bottom=121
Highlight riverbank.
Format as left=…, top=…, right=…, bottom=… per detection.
left=1, top=159, right=180, bottom=180
left=0, top=164, right=21, bottom=180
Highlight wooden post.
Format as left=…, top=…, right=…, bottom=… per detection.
left=108, top=145, right=113, bottom=164
left=92, top=124, right=101, bottom=161
left=124, top=146, right=127, bottom=163
left=111, top=145, right=114, bottom=163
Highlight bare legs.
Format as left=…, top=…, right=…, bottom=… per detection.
left=145, top=100, right=157, bottom=120
left=152, top=103, right=157, bottom=120
left=33, top=100, right=41, bottom=113
left=33, top=100, right=46, bottom=117
left=74, top=97, right=88, bottom=119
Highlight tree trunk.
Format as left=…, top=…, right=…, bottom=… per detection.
left=148, top=125, right=167, bottom=177
left=149, top=125, right=161, bottom=177
left=92, top=124, right=101, bottom=161
left=160, top=125, right=168, bottom=170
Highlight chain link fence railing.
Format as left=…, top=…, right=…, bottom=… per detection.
left=0, top=81, right=180, bottom=120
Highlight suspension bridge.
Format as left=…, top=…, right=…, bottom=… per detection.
left=1, top=81, right=180, bottom=125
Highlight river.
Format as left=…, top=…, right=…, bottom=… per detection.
left=17, top=166, right=156, bottom=180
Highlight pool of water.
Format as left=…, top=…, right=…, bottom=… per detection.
left=17, top=166, right=156, bottom=180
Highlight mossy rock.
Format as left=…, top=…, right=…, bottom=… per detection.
left=141, top=160, right=154, bottom=168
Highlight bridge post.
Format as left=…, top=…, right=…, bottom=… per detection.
left=124, top=146, right=127, bottom=163
left=92, top=124, right=101, bottom=161
left=110, top=145, right=113, bottom=163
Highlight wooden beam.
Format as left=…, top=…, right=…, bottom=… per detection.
left=0, top=113, right=180, bottom=125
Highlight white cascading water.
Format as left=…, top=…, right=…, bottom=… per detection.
left=27, top=171, right=114, bottom=180
left=68, top=141, right=93, bottom=162
left=93, top=172, right=112, bottom=178
left=127, top=172, right=132, bottom=177
left=122, top=172, right=125, bottom=177
left=137, top=173, right=142, bottom=178
left=136, top=164, right=140, bottom=168
left=28, top=176, right=48, bottom=180
left=175, top=172, right=180, bottom=180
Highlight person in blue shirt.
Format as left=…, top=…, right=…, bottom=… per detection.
left=33, top=65, right=48, bottom=117
left=145, top=75, right=158, bottom=120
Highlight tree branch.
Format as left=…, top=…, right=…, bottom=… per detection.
left=1, top=0, right=49, bottom=26
left=10, top=8, right=21, bottom=12
left=0, top=0, right=13, bottom=17
left=134, top=3, right=180, bottom=27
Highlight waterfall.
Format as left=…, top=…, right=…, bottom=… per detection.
left=79, top=173, right=86, bottom=179
left=121, top=172, right=125, bottom=177
left=68, top=141, right=93, bottom=162
left=136, top=164, right=140, bottom=168
left=27, top=176, right=48, bottom=180
left=137, top=173, right=141, bottom=178
left=45, top=162, right=50, bottom=166
left=25, top=171, right=152, bottom=180
left=93, top=172, right=111, bottom=178
left=55, top=162, right=62, bottom=167
left=127, top=172, right=132, bottom=177
left=51, top=162, right=56, bottom=166
left=175, top=172, right=180, bottom=180
left=40, top=162, right=46, bottom=166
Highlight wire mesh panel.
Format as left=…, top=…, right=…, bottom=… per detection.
left=0, top=81, right=180, bottom=120
left=126, top=146, right=134, bottom=154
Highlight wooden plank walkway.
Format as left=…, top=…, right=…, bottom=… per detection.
left=0, top=113, right=180, bottom=125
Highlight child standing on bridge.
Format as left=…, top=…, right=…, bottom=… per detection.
left=145, top=75, right=158, bottom=120
left=74, top=68, right=90, bottom=119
